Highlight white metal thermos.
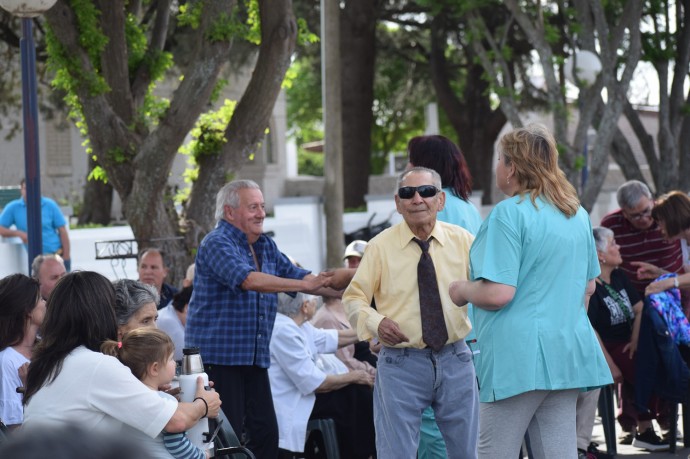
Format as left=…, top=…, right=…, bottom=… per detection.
left=178, top=347, right=212, bottom=451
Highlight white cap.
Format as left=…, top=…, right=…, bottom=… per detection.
left=343, top=240, right=368, bottom=260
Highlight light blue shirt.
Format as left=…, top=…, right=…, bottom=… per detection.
left=436, top=188, right=483, bottom=344
left=470, top=195, right=612, bottom=402
left=0, top=197, right=66, bottom=253
left=438, top=188, right=482, bottom=235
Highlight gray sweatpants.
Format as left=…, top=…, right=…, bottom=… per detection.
left=479, top=389, right=579, bottom=459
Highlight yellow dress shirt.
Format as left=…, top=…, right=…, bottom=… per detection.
left=343, top=220, right=474, bottom=349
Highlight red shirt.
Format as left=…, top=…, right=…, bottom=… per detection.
left=601, top=209, right=683, bottom=297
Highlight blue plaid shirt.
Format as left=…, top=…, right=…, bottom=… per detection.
left=186, top=220, right=310, bottom=368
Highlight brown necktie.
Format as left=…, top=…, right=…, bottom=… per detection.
left=413, top=237, right=449, bottom=352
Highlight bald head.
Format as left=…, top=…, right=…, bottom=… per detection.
left=33, top=255, right=66, bottom=299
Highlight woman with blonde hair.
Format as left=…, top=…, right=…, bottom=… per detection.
left=450, top=124, right=611, bottom=459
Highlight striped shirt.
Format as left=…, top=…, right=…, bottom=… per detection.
left=162, top=430, right=205, bottom=459
left=601, top=210, right=683, bottom=297
left=186, top=220, right=310, bottom=368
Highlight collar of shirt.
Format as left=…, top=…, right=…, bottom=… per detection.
left=397, top=220, right=448, bottom=250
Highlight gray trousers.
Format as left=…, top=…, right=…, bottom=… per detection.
left=576, top=389, right=601, bottom=450
left=374, top=341, right=479, bottom=459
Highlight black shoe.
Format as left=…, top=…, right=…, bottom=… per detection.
left=618, top=431, right=634, bottom=445
left=632, top=428, right=670, bottom=451
left=587, top=442, right=614, bottom=459
left=662, top=428, right=682, bottom=444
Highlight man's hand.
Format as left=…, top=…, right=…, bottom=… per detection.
left=303, top=271, right=335, bottom=292
left=17, top=231, right=28, bottom=244
left=377, top=317, right=409, bottom=346
left=631, top=261, right=665, bottom=280
left=329, top=268, right=356, bottom=290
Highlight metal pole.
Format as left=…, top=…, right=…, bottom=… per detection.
left=21, top=17, right=43, bottom=272
left=320, top=0, right=344, bottom=268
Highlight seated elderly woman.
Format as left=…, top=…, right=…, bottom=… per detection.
left=589, top=227, right=668, bottom=451
left=270, top=292, right=376, bottom=459
left=312, top=295, right=377, bottom=376
left=113, top=279, right=160, bottom=339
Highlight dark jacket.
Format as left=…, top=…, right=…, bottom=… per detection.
left=635, top=299, right=690, bottom=413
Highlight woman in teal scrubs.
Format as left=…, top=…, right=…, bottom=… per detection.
left=449, top=124, right=612, bottom=459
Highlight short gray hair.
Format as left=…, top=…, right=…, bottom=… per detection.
left=214, top=180, right=261, bottom=222
left=277, top=292, right=314, bottom=318
left=592, top=226, right=614, bottom=252
left=113, top=279, right=160, bottom=326
left=31, top=254, right=64, bottom=279
left=616, top=180, right=652, bottom=209
left=397, top=167, right=442, bottom=190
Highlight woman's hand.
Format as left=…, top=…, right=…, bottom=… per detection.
left=350, top=369, right=375, bottom=387
left=623, top=340, right=638, bottom=359
left=17, top=362, right=29, bottom=387
left=449, top=280, right=469, bottom=306
left=195, top=376, right=221, bottom=419
left=608, top=362, right=623, bottom=384
left=631, top=261, right=665, bottom=280
left=645, top=278, right=673, bottom=296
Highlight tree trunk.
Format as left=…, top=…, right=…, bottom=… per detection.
left=45, top=0, right=294, bottom=285
left=78, top=156, right=113, bottom=225
left=186, top=0, right=298, bottom=232
left=430, top=13, right=504, bottom=205
left=340, top=0, right=378, bottom=209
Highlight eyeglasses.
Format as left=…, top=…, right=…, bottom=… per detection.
left=626, top=206, right=652, bottom=221
left=398, top=185, right=440, bottom=199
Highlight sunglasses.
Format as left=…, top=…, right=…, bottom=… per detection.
left=397, top=185, right=440, bottom=199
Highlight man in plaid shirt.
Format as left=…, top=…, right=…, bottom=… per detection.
left=186, top=180, right=334, bottom=458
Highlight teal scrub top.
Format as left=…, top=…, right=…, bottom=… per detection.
left=436, top=189, right=483, bottom=344
left=438, top=188, right=483, bottom=236
left=470, top=195, right=612, bottom=402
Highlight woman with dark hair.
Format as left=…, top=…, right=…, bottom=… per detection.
left=634, top=191, right=690, bottom=297
left=449, top=124, right=611, bottom=458
left=407, top=135, right=482, bottom=234
left=22, top=271, right=221, bottom=440
left=0, top=274, right=43, bottom=429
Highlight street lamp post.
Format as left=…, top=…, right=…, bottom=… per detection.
left=564, top=50, right=602, bottom=191
left=0, top=0, right=57, bottom=272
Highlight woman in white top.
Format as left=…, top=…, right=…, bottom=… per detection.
left=22, top=271, right=221, bottom=441
left=270, top=292, right=375, bottom=459
left=0, top=274, right=44, bottom=429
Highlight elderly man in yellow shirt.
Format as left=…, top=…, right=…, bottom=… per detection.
left=343, top=166, right=479, bottom=459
